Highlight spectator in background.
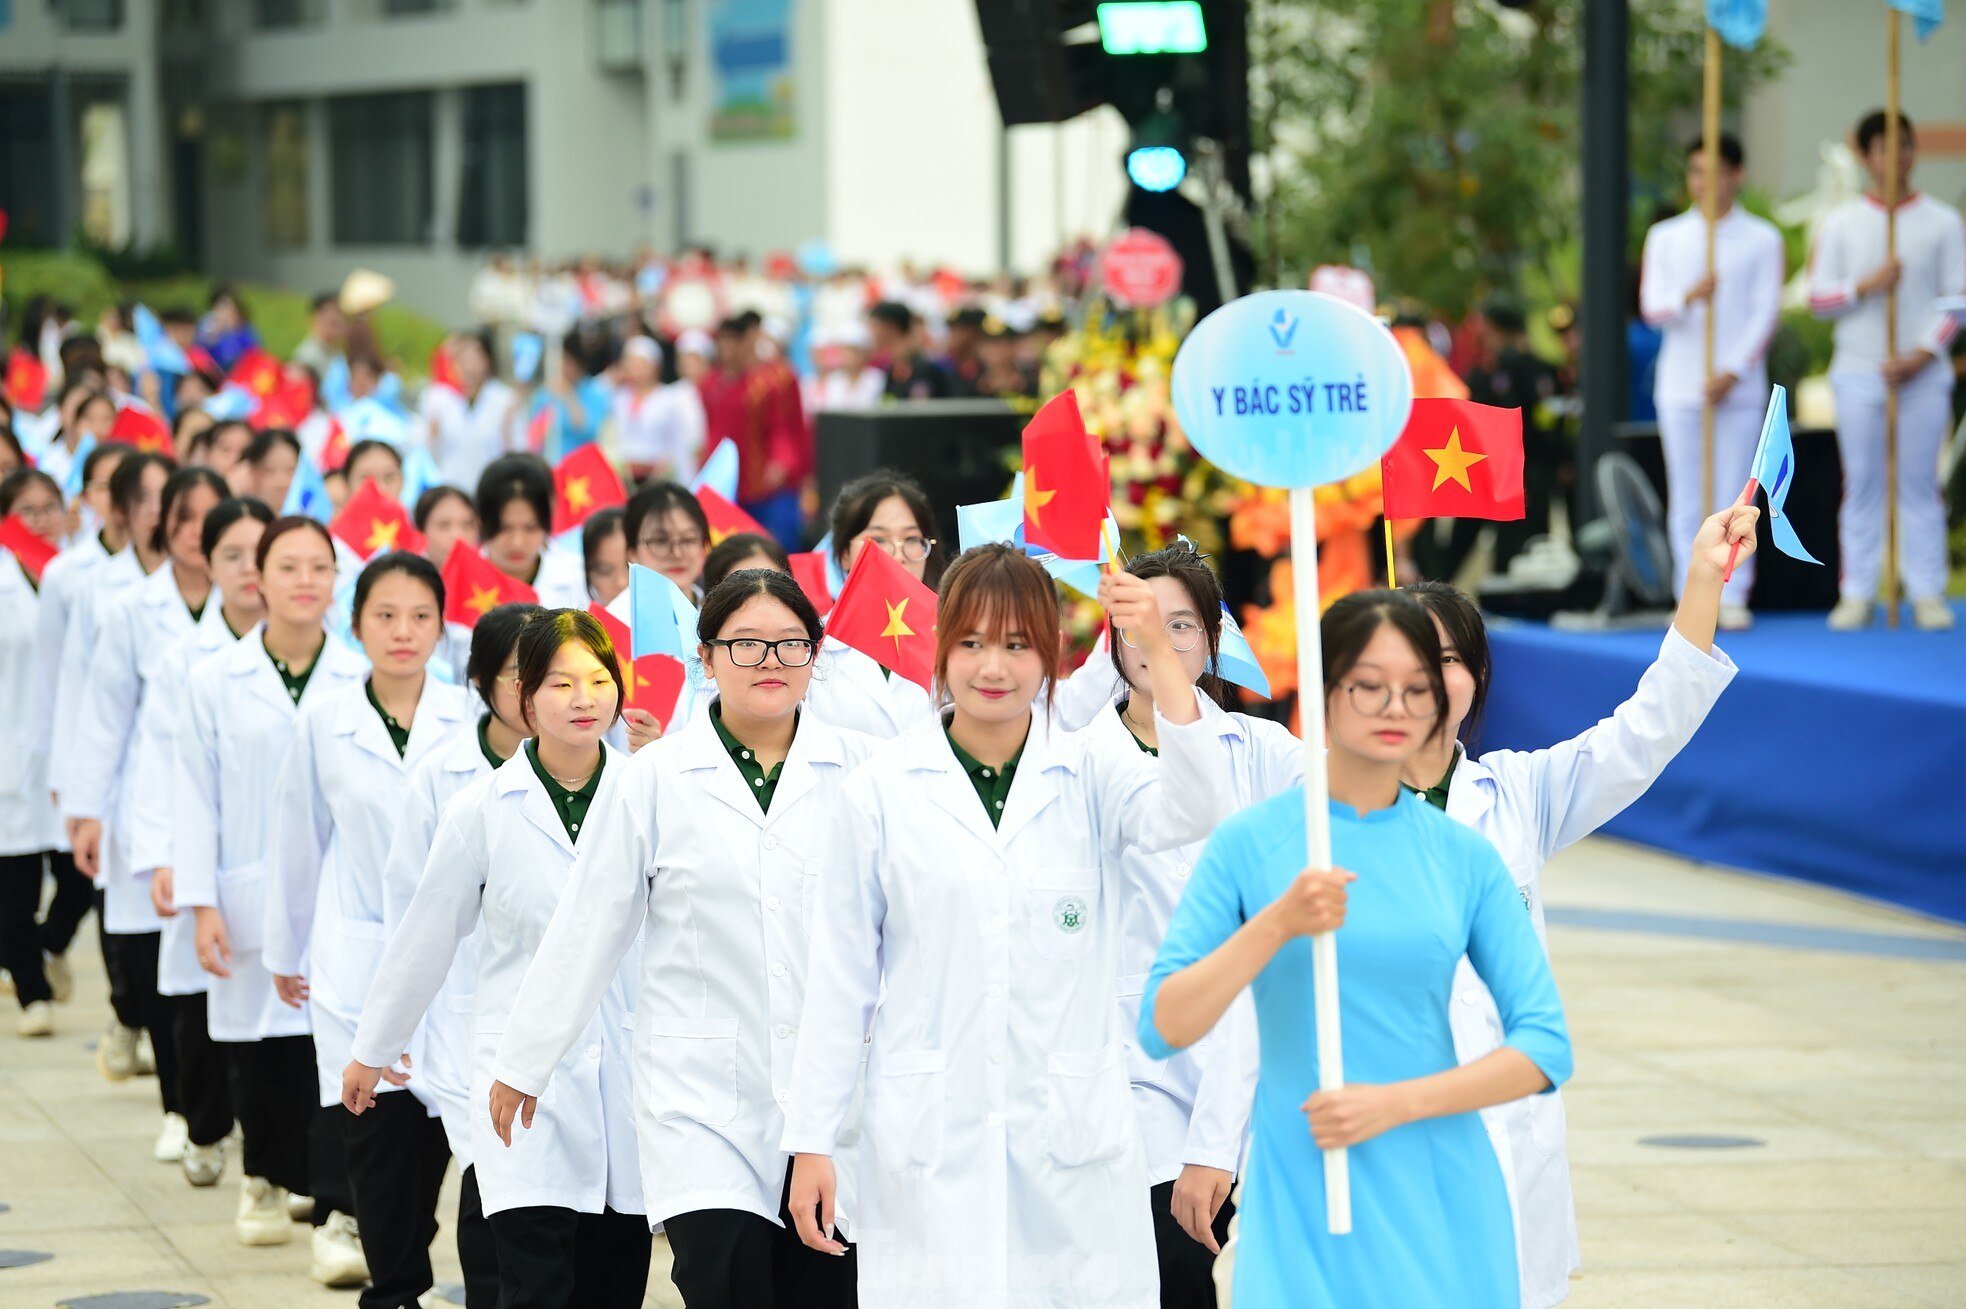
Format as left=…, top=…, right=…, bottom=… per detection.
left=975, top=316, right=1038, bottom=400
left=668, top=332, right=713, bottom=467
left=291, top=294, right=347, bottom=375
left=96, top=303, right=145, bottom=379
left=529, top=346, right=612, bottom=465
left=868, top=301, right=949, bottom=401
left=613, top=336, right=698, bottom=485
left=808, top=324, right=886, bottom=414
left=939, top=307, right=988, bottom=397
left=196, top=285, right=260, bottom=373
left=700, top=317, right=807, bottom=546
left=420, top=330, right=520, bottom=491
left=1626, top=266, right=1663, bottom=426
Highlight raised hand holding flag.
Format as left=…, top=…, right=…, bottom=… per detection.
left=1021, top=391, right=1110, bottom=563
left=282, top=455, right=333, bottom=522
left=1380, top=399, right=1524, bottom=522
left=1725, top=385, right=1819, bottom=580
left=826, top=541, right=938, bottom=690
left=592, top=600, right=688, bottom=726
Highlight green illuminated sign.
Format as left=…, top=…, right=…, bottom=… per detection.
left=1096, top=2, right=1209, bottom=55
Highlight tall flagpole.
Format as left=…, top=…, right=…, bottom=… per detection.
left=1700, top=26, right=1722, bottom=526
left=1883, top=7, right=1903, bottom=628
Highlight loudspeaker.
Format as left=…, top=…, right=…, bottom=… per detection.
left=815, top=402, right=1025, bottom=547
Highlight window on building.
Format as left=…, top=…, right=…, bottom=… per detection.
left=457, top=84, right=528, bottom=249
left=382, top=0, right=455, bottom=14
left=56, top=0, right=125, bottom=31
left=78, top=97, right=132, bottom=249
left=0, top=85, right=59, bottom=246
left=255, top=0, right=323, bottom=28
left=264, top=102, right=309, bottom=248
left=329, top=92, right=433, bottom=246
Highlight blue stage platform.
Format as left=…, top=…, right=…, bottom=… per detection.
left=1480, top=603, right=1966, bottom=924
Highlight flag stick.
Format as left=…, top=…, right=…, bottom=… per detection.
left=1722, top=477, right=1759, bottom=583
left=1287, top=484, right=1351, bottom=1237
left=1883, top=7, right=1903, bottom=629
left=1700, top=25, right=1722, bottom=530
left=1383, top=516, right=1398, bottom=589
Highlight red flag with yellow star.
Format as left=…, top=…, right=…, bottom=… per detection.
left=1380, top=398, right=1524, bottom=521
left=109, top=403, right=174, bottom=455
left=589, top=602, right=687, bottom=724
left=441, top=540, right=538, bottom=628
left=227, top=347, right=284, bottom=400
left=825, top=539, right=937, bottom=690
left=0, top=515, right=59, bottom=583
left=331, top=477, right=427, bottom=561
left=553, top=444, right=628, bottom=535
left=695, top=486, right=770, bottom=547
left=1021, top=390, right=1109, bottom=562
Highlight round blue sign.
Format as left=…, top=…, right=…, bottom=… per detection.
left=1171, top=290, right=1413, bottom=489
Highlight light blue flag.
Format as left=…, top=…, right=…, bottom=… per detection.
left=339, top=397, right=412, bottom=446
left=691, top=438, right=741, bottom=504
left=398, top=446, right=443, bottom=512
left=1888, top=0, right=1944, bottom=40
left=511, top=333, right=544, bottom=386
left=320, top=357, right=353, bottom=413
left=957, top=474, right=1120, bottom=597
left=1213, top=602, right=1272, bottom=698
left=1748, top=386, right=1819, bottom=565
left=628, top=562, right=699, bottom=661
left=59, top=434, right=98, bottom=500
left=201, top=385, right=258, bottom=421
left=283, top=455, right=332, bottom=523
left=132, top=304, right=191, bottom=375
left=1705, top=0, right=1766, bottom=46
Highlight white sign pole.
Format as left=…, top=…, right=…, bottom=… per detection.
left=1288, top=484, right=1350, bottom=1236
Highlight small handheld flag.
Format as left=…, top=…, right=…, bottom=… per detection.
left=1380, top=399, right=1525, bottom=522
left=109, top=404, right=174, bottom=455
left=202, top=385, right=259, bottom=422
left=826, top=541, right=938, bottom=690
left=1726, top=385, right=1818, bottom=580
left=787, top=552, right=837, bottom=617
left=1021, top=391, right=1110, bottom=563
left=132, top=305, right=192, bottom=376
left=627, top=562, right=701, bottom=662
left=398, top=446, right=443, bottom=511
left=553, top=444, right=628, bottom=535
left=1214, top=602, right=1272, bottom=698
left=696, top=486, right=769, bottom=546
left=959, top=474, right=1120, bottom=598
left=0, top=516, right=59, bottom=583
left=58, top=434, right=97, bottom=500
left=1886, top=0, right=1944, bottom=41
left=442, top=542, right=538, bottom=628
left=282, top=455, right=333, bottom=522
left=227, top=347, right=284, bottom=399
left=591, top=601, right=688, bottom=725
left=691, top=438, right=741, bottom=504
left=331, top=478, right=427, bottom=561
left=1705, top=0, right=1768, bottom=47
left=5, top=347, right=48, bottom=413
left=511, top=333, right=545, bottom=386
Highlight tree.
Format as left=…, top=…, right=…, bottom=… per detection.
left=1253, top=0, right=1785, bottom=314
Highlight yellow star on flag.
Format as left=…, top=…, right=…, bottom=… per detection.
left=365, top=519, right=401, bottom=553
left=564, top=475, right=592, bottom=515
left=881, top=597, right=915, bottom=660
left=1424, top=428, right=1488, bottom=492
left=1024, top=468, right=1057, bottom=528
left=467, top=584, right=502, bottom=616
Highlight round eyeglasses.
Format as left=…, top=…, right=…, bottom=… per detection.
left=1117, top=617, right=1206, bottom=653
left=1337, top=679, right=1437, bottom=718
left=857, top=534, right=936, bottom=563
left=704, top=637, right=816, bottom=668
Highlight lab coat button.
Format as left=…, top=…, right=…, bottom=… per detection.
left=1176, top=862, right=1190, bottom=878
left=985, top=983, right=1003, bottom=999
left=771, top=962, right=787, bottom=978
left=585, top=1046, right=600, bottom=1059
left=986, top=1112, right=1004, bottom=1128
left=774, top=1024, right=793, bottom=1039
left=989, top=1048, right=1002, bottom=1065
left=775, top=1088, right=789, bottom=1104
left=763, top=835, right=778, bottom=851
left=766, top=897, right=781, bottom=911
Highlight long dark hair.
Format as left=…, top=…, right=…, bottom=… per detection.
left=154, top=465, right=230, bottom=555
left=199, top=495, right=275, bottom=559
left=1320, top=588, right=1448, bottom=744
left=514, top=608, right=624, bottom=731
left=1107, top=541, right=1235, bottom=712
left=467, top=602, right=546, bottom=710
left=1404, top=580, right=1490, bottom=746
left=703, top=531, right=791, bottom=590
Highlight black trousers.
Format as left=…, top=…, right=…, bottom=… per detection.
left=663, top=1163, right=859, bottom=1309
left=340, top=1095, right=452, bottom=1309
left=104, top=929, right=178, bottom=1114
left=39, top=849, right=93, bottom=956
left=165, top=990, right=234, bottom=1147
left=225, top=1034, right=353, bottom=1224
left=456, top=1166, right=502, bottom=1309
left=1148, top=1178, right=1237, bottom=1309
left=485, top=1204, right=650, bottom=1309
left=0, top=852, right=54, bottom=1007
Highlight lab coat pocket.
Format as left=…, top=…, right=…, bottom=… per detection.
left=1527, top=1084, right=1567, bottom=1157
left=1044, top=1044, right=1129, bottom=1168
left=1116, top=974, right=1165, bottom=1087
left=869, top=1049, right=945, bottom=1172
left=794, top=860, right=821, bottom=933
left=1029, top=869, right=1099, bottom=962
left=643, top=1015, right=740, bottom=1129
left=216, top=862, right=268, bottom=954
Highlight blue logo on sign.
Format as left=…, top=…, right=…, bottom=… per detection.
left=1269, top=310, right=1299, bottom=350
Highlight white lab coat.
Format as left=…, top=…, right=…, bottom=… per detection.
left=29, top=532, right=110, bottom=834
left=803, top=637, right=935, bottom=739
left=531, top=546, right=590, bottom=610
left=172, top=629, right=371, bottom=1042
left=782, top=708, right=1225, bottom=1309
left=0, top=552, right=62, bottom=857
left=265, top=675, right=473, bottom=1108
left=374, top=724, right=501, bottom=1165
left=47, top=545, right=144, bottom=802
left=419, top=378, right=521, bottom=492
left=65, top=562, right=212, bottom=934
left=355, top=745, right=643, bottom=1218
left=494, top=708, right=879, bottom=1229
left=127, top=614, right=246, bottom=997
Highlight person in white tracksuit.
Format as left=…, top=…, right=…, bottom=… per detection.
left=131, top=497, right=274, bottom=1189
left=781, top=544, right=1236, bottom=1309
left=346, top=608, right=647, bottom=1309
left=265, top=549, right=473, bottom=1309
left=366, top=600, right=542, bottom=1309
left=67, top=466, right=229, bottom=1161
left=802, top=471, right=942, bottom=739
left=492, top=569, right=879, bottom=1309
left=175, top=516, right=369, bottom=1276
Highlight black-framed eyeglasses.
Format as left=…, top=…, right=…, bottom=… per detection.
left=1338, top=679, right=1438, bottom=718
left=858, top=533, right=936, bottom=562
left=704, top=637, right=816, bottom=668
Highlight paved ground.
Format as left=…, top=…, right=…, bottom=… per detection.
left=2, top=836, right=1963, bottom=1308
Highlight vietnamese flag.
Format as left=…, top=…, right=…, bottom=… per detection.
left=0, top=515, right=60, bottom=583
left=788, top=551, right=836, bottom=617
left=5, top=347, right=47, bottom=412
left=442, top=540, right=538, bottom=628
left=1380, top=399, right=1525, bottom=522
left=553, top=444, right=628, bottom=535
left=590, top=602, right=687, bottom=725
left=332, top=477, right=427, bottom=560
left=826, top=538, right=937, bottom=690
left=695, top=486, right=769, bottom=547
left=428, top=341, right=462, bottom=394
left=1021, top=390, right=1109, bottom=562
left=254, top=372, right=316, bottom=431
left=110, top=403, right=174, bottom=455
left=228, top=346, right=284, bottom=399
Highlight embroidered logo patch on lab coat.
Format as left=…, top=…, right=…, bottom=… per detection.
left=1054, top=896, right=1088, bottom=934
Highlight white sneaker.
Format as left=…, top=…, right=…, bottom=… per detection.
left=136, top=1028, right=156, bottom=1075
left=1717, top=603, right=1754, bottom=632
left=288, top=1192, right=315, bottom=1222
left=18, top=999, right=54, bottom=1037
left=311, top=1211, right=369, bottom=1288
left=235, top=1176, right=294, bottom=1246
left=153, top=1112, right=189, bottom=1163
left=1827, top=596, right=1873, bottom=631
left=97, top=1021, right=140, bottom=1081
left=1911, top=597, right=1956, bottom=631
left=0, top=970, right=13, bottom=996
left=182, top=1140, right=225, bottom=1187
left=44, top=953, right=72, bottom=1004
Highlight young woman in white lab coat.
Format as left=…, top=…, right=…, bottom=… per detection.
left=0, top=468, right=71, bottom=1036
left=265, top=549, right=472, bottom=1309
left=175, top=516, right=368, bottom=1270
left=345, top=608, right=646, bottom=1309
left=491, top=569, right=878, bottom=1309
left=367, top=600, right=542, bottom=1309
left=476, top=453, right=588, bottom=608
left=782, top=543, right=1229, bottom=1309
left=802, top=471, right=942, bottom=739
left=133, top=496, right=274, bottom=1188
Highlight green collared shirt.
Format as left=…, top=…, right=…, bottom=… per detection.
left=711, top=704, right=787, bottom=814
left=269, top=645, right=319, bottom=705
left=366, top=681, right=410, bottom=757
left=525, top=740, right=605, bottom=842
left=476, top=715, right=510, bottom=771
left=1116, top=701, right=1158, bottom=756
left=947, top=728, right=1022, bottom=828
left=1403, top=754, right=1457, bottom=812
